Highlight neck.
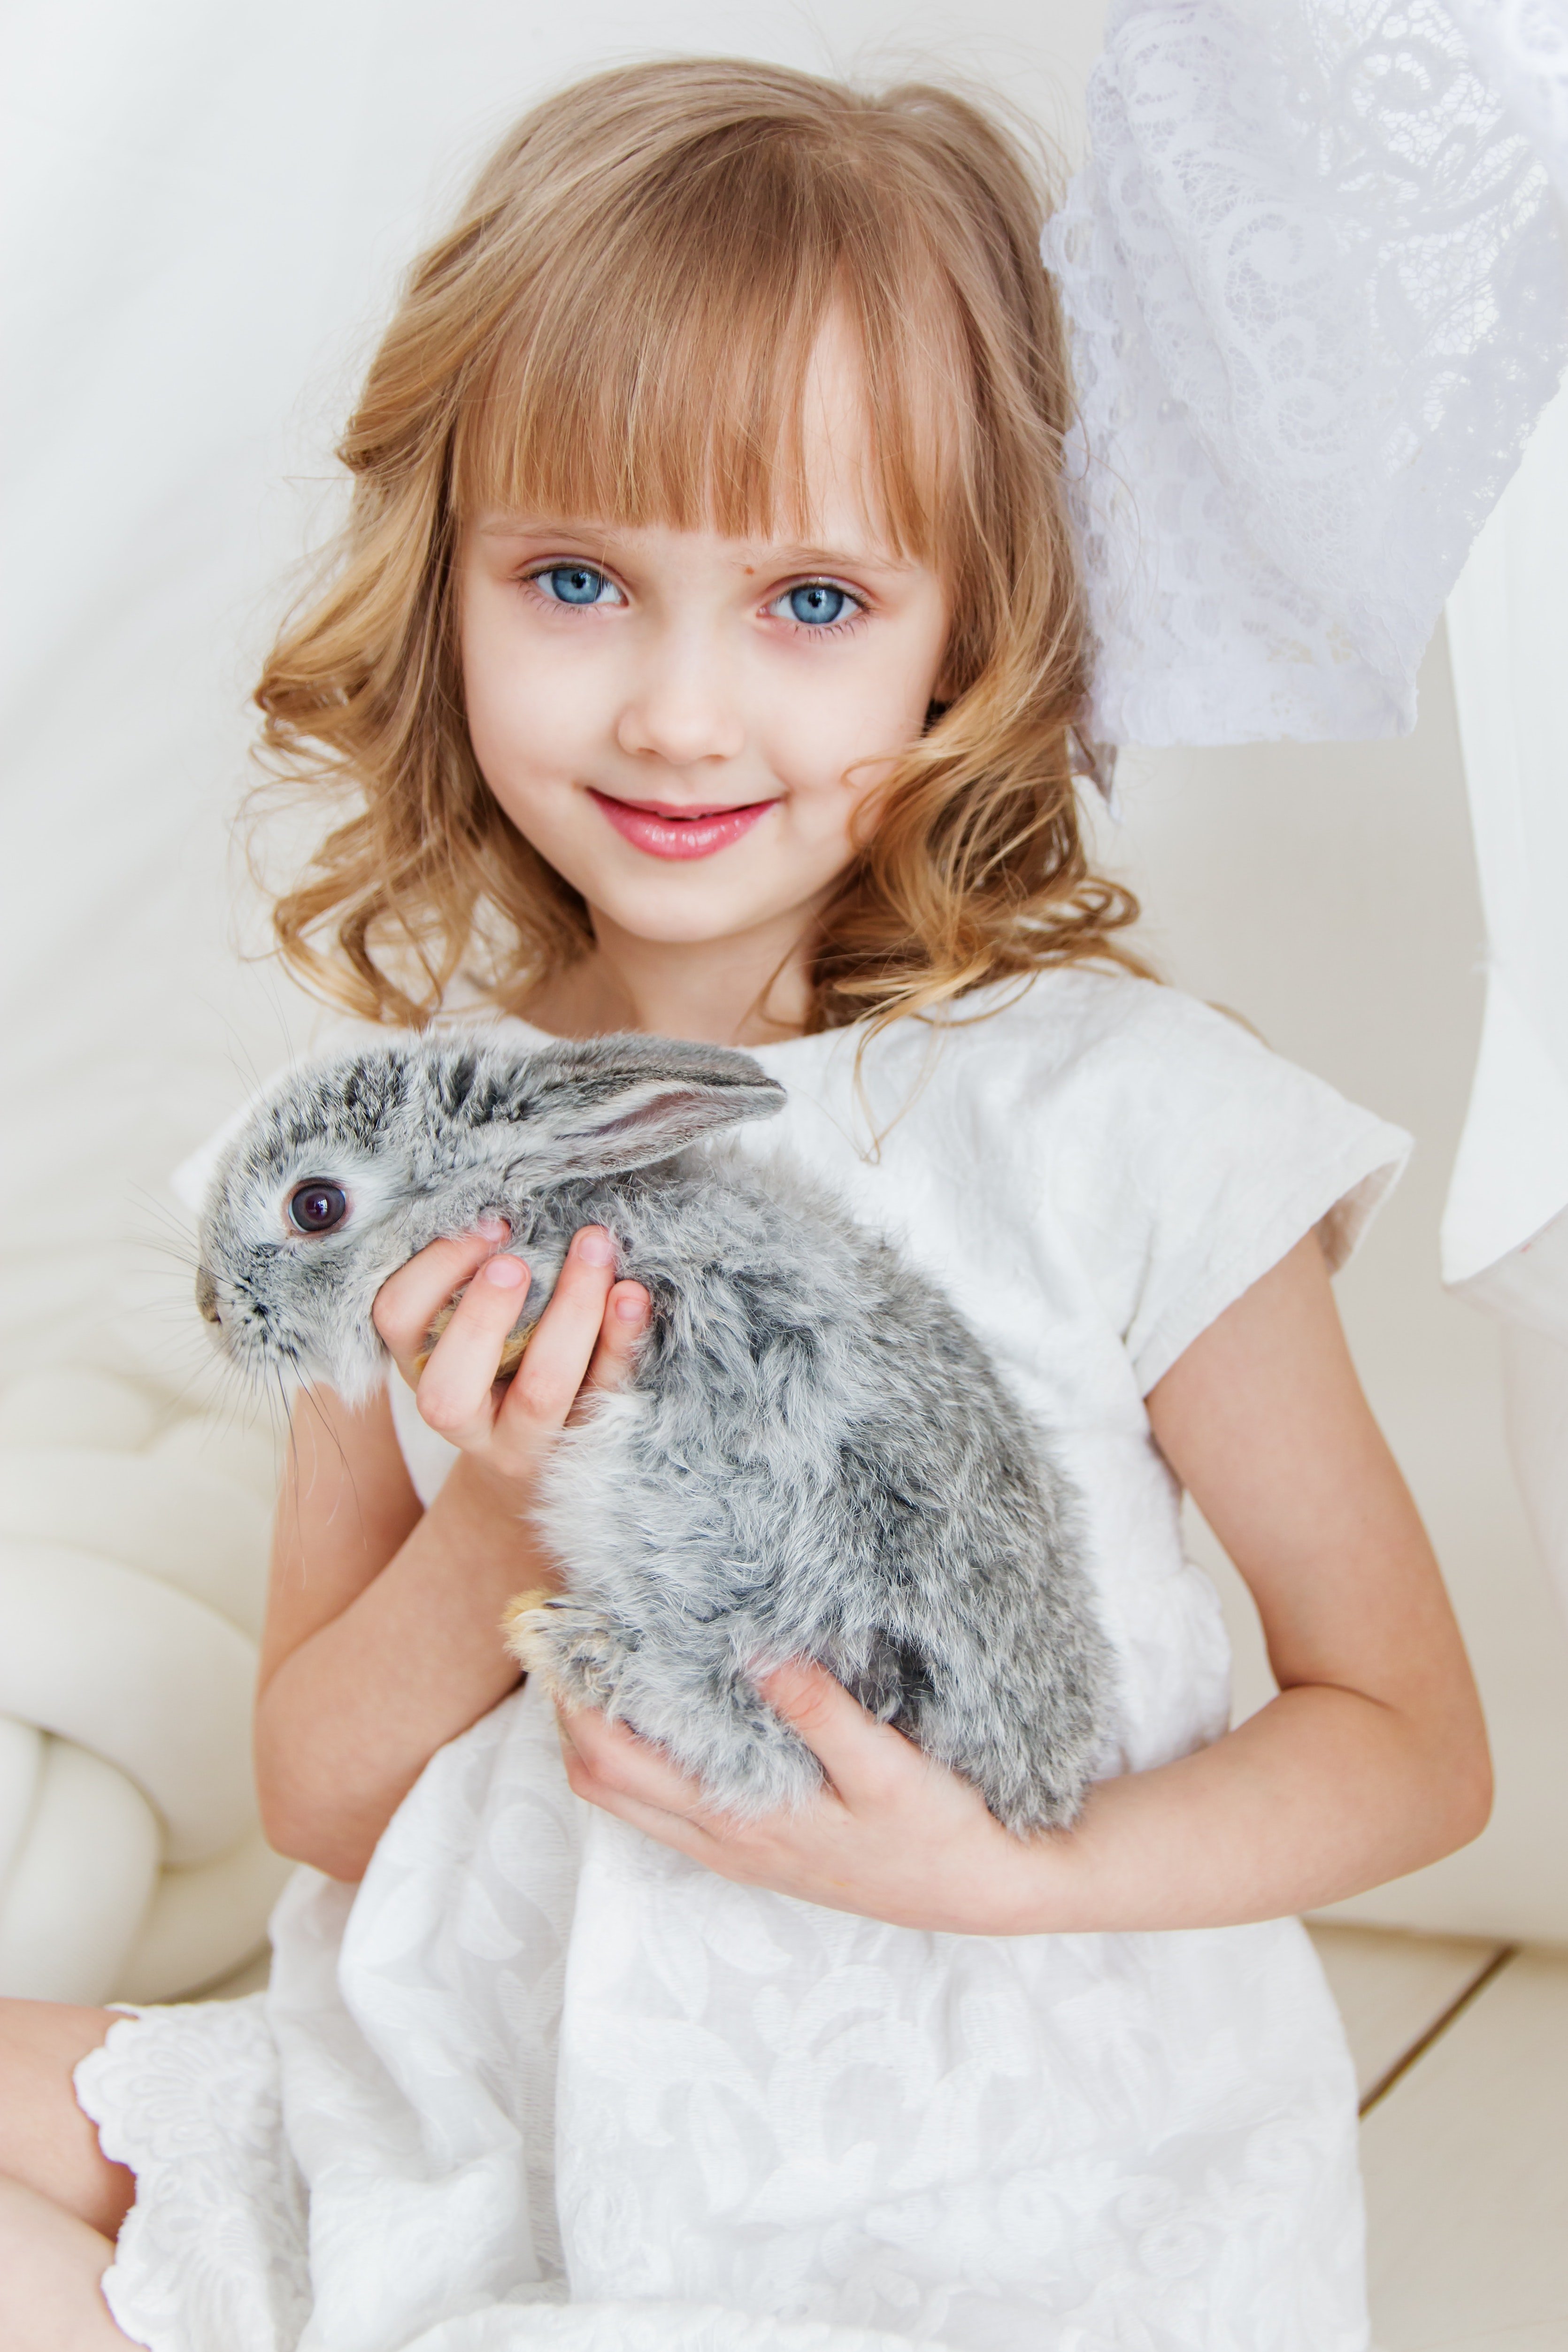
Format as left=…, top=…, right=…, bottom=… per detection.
left=521, top=906, right=818, bottom=1045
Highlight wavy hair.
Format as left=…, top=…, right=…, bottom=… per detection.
left=254, top=58, right=1143, bottom=1033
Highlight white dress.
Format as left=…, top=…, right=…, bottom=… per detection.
left=77, top=971, right=1409, bottom=2352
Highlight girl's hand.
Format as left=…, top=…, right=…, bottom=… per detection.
left=372, top=1223, right=650, bottom=1499
left=554, top=1232, right=1491, bottom=1939
left=255, top=1225, right=651, bottom=1882
left=554, top=1662, right=1046, bottom=1935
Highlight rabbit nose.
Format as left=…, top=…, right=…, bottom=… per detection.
left=195, top=1266, right=222, bottom=1325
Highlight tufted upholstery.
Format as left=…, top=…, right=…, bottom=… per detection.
left=0, top=1370, right=291, bottom=2002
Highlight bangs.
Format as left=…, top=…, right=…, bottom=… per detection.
left=450, top=128, right=971, bottom=559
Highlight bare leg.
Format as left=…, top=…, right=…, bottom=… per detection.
left=0, top=2176, right=141, bottom=2348
left=0, top=1999, right=142, bottom=2346
left=0, top=2000, right=135, bottom=2235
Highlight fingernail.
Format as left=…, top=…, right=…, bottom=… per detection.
left=483, top=1254, right=526, bottom=1290
left=474, top=1216, right=509, bottom=1241
left=614, top=1288, right=648, bottom=1323
left=575, top=1228, right=615, bottom=1267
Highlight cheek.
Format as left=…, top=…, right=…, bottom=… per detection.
left=460, top=599, right=600, bottom=795
left=762, top=639, right=943, bottom=815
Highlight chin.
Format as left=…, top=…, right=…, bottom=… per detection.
left=598, top=883, right=807, bottom=946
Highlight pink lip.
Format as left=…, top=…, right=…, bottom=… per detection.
left=587, top=788, right=778, bottom=861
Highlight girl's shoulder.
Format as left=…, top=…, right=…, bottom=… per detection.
left=972, top=961, right=1218, bottom=1050
left=855, top=968, right=1412, bottom=1395
left=870, top=963, right=1337, bottom=1127
left=795, top=964, right=1408, bottom=1192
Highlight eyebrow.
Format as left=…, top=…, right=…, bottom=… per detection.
left=761, top=540, right=919, bottom=577
left=476, top=515, right=608, bottom=540
left=473, top=516, right=918, bottom=575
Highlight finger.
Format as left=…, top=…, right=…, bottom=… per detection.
left=410, top=1250, right=535, bottom=1439
left=754, top=1661, right=915, bottom=1810
left=498, top=1228, right=618, bottom=1430
left=557, top=1703, right=717, bottom=1819
left=579, top=1281, right=651, bottom=1399
left=372, top=1222, right=510, bottom=1384
left=560, top=1738, right=719, bottom=1859
left=556, top=1707, right=725, bottom=1849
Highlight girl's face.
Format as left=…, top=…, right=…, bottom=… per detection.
left=457, top=322, right=949, bottom=974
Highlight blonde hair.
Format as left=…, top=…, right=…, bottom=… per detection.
left=255, top=57, right=1143, bottom=1033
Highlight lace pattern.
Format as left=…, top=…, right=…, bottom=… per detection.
left=79, top=1696, right=1369, bottom=2352
left=75, top=1996, right=309, bottom=2352
left=1448, top=0, right=1568, bottom=193
left=1045, top=0, right=1568, bottom=744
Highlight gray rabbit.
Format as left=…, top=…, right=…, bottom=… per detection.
left=196, top=1031, right=1113, bottom=1830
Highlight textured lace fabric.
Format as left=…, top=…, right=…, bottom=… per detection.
left=1449, top=0, right=1568, bottom=194
left=75, top=1994, right=310, bottom=2351
left=1045, top=0, right=1568, bottom=745
left=75, top=976, right=1407, bottom=2351
left=81, top=1691, right=1370, bottom=2352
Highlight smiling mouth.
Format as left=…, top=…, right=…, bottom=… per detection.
left=587, top=788, right=780, bottom=861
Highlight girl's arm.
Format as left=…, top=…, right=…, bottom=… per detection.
left=553, top=1231, right=1493, bottom=1933
left=254, top=1225, right=649, bottom=1882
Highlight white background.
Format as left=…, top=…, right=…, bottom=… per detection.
left=4, top=0, right=1565, bottom=1939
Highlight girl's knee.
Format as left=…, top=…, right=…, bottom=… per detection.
left=0, top=2000, right=135, bottom=2243
left=0, top=2175, right=135, bottom=2349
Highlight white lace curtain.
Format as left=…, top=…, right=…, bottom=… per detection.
left=1047, top=0, right=1568, bottom=749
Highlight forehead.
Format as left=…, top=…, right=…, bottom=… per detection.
left=784, top=309, right=921, bottom=548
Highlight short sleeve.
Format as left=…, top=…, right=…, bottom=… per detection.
left=1046, top=986, right=1411, bottom=1395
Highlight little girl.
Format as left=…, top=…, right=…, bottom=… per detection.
left=1, top=57, right=1490, bottom=2352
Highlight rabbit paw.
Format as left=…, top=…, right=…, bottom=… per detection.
left=417, top=1301, right=536, bottom=1379
left=502, top=1590, right=629, bottom=1711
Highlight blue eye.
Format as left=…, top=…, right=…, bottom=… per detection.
left=779, top=582, right=856, bottom=627
left=534, top=564, right=621, bottom=607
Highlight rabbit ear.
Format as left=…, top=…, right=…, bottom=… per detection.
left=514, top=1040, right=786, bottom=1179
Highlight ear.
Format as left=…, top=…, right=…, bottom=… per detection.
left=513, top=1038, right=786, bottom=1180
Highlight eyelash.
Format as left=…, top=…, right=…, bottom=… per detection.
left=522, top=563, right=623, bottom=612
left=768, top=581, right=869, bottom=638
left=518, top=564, right=870, bottom=638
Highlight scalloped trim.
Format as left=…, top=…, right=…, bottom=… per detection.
left=75, top=1997, right=308, bottom=2352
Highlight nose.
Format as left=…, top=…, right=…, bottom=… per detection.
left=615, top=626, right=745, bottom=768
left=195, top=1266, right=221, bottom=1325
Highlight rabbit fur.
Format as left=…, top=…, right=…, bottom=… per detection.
left=196, top=1031, right=1114, bottom=1831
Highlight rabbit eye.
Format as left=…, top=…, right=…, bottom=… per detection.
left=287, top=1179, right=349, bottom=1236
